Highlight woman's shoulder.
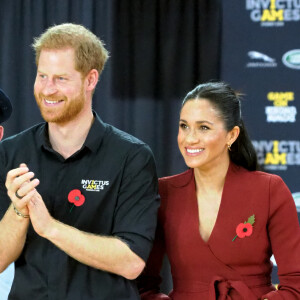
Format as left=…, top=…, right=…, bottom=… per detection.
left=159, top=168, right=193, bottom=187
left=230, top=163, right=284, bottom=184
left=158, top=169, right=194, bottom=200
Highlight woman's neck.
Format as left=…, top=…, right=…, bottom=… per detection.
left=194, top=159, right=230, bottom=194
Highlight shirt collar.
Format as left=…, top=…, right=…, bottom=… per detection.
left=36, top=110, right=106, bottom=154
left=84, top=111, right=106, bottom=153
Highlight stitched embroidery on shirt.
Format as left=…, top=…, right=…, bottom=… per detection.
left=81, top=179, right=109, bottom=192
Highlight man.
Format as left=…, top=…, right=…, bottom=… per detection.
left=0, top=89, right=13, bottom=299
left=0, top=24, right=159, bottom=299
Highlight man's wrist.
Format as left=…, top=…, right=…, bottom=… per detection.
left=12, top=202, right=29, bottom=218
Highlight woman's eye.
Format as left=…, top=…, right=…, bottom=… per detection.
left=200, top=125, right=209, bottom=130
left=179, top=123, right=188, bottom=129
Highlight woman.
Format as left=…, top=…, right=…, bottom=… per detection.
left=138, top=82, right=300, bottom=299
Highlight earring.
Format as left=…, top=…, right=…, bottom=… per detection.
left=227, top=144, right=232, bottom=151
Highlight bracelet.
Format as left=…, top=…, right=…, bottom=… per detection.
left=12, top=202, right=29, bottom=218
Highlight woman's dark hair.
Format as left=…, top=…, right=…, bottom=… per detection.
left=182, top=81, right=258, bottom=171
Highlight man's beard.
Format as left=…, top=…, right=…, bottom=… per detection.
left=34, top=87, right=85, bottom=125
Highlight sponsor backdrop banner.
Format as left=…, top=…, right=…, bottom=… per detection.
left=221, top=0, right=300, bottom=283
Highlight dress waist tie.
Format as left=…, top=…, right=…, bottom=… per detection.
left=173, top=275, right=271, bottom=299
left=209, top=276, right=259, bottom=299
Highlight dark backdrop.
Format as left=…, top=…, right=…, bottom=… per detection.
left=0, top=0, right=221, bottom=178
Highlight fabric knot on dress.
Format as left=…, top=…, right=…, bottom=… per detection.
left=218, top=280, right=232, bottom=296
left=209, top=276, right=257, bottom=300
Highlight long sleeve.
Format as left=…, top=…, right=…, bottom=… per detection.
left=138, top=179, right=171, bottom=300
left=138, top=225, right=170, bottom=299
left=261, top=175, right=300, bottom=299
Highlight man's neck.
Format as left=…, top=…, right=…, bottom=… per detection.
left=48, top=110, right=94, bottom=159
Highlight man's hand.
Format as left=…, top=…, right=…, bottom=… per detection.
left=28, top=190, right=54, bottom=237
left=5, top=163, right=40, bottom=217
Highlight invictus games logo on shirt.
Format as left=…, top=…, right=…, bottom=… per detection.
left=265, top=91, right=297, bottom=122
left=246, top=0, right=300, bottom=27
left=252, top=140, right=300, bottom=171
left=81, top=179, right=109, bottom=192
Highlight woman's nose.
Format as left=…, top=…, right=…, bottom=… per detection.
left=186, top=129, right=199, bottom=143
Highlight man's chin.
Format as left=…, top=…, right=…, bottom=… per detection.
left=41, top=111, right=78, bottom=125
left=41, top=112, right=63, bottom=123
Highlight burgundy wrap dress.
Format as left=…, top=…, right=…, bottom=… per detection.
left=139, top=163, right=300, bottom=299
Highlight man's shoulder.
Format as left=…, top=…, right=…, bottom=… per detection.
left=103, top=123, right=153, bottom=158
left=105, top=123, right=145, bottom=146
left=0, top=123, right=45, bottom=147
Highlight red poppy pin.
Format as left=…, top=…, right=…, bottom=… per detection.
left=68, top=189, right=85, bottom=212
left=232, top=214, right=255, bottom=241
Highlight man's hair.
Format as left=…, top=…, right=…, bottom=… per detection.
left=32, top=23, right=109, bottom=76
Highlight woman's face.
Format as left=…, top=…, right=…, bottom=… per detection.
left=177, top=98, right=234, bottom=171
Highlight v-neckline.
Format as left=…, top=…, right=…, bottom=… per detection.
left=191, top=164, right=231, bottom=245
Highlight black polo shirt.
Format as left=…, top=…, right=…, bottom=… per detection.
left=0, top=112, right=160, bottom=300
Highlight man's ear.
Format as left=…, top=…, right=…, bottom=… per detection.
left=0, top=126, right=4, bottom=141
left=85, top=69, right=99, bottom=92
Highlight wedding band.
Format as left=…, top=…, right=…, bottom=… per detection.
left=15, top=190, right=23, bottom=199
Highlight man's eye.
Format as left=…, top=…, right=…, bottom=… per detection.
left=179, top=123, right=188, bottom=129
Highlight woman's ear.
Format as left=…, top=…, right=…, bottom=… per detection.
left=228, top=126, right=240, bottom=145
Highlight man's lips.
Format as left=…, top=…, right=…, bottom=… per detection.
left=43, top=98, right=64, bottom=105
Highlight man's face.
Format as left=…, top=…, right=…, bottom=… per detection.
left=34, top=48, right=86, bottom=125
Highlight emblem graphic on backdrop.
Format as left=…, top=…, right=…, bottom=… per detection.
left=252, top=140, right=300, bottom=171
left=293, top=192, right=300, bottom=212
left=265, top=91, right=297, bottom=122
left=246, top=0, right=300, bottom=27
left=282, top=49, right=300, bottom=69
left=246, top=51, right=277, bottom=68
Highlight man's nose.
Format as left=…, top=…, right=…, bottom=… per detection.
left=43, top=79, right=58, bottom=95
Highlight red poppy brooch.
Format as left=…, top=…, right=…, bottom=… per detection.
left=232, top=214, right=255, bottom=241
left=68, top=189, right=85, bottom=212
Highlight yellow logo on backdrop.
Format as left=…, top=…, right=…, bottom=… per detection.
left=267, top=92, right=294, bottom=106
left=261, top=0, right=284, bottom=21
left=252, top=140, right=300, bottom=170
left=264, top=141, right=287, bottom=165
left=265, top=91, right=297, bottom=123
left=246, top=0, right=300, bottom=26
